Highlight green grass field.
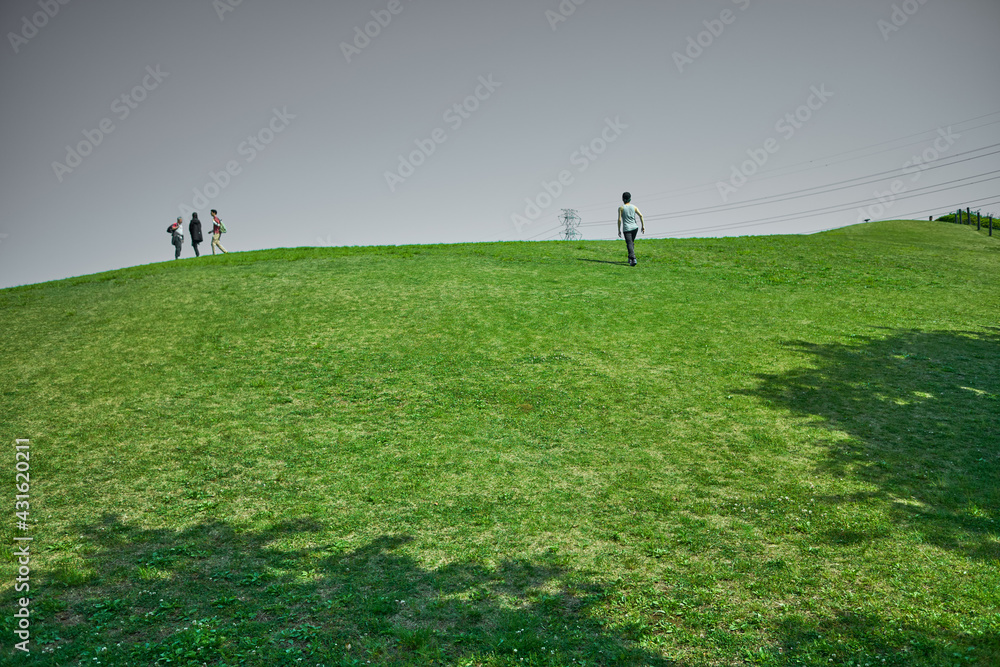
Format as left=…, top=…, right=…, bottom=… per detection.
left=1, top=220, right=997, bottom=666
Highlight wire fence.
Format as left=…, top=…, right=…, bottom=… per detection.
left=939, top=207, right=996, bottom=236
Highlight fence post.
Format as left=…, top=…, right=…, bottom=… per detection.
left=990, top=216, right=993, bottom=237
left=957, top=209, right=962, bottom=225
left=977, top=211, right=981, bottom=231
left=967, top=207, right=972, bottom=225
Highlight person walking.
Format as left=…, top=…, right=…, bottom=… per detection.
left=210, top=209, right=228, bottom=255
left=167, top=217, right=185, bottom=260
left=617, top=192, right=645, bottom=266
left=189, top=212, right=204, bottom=257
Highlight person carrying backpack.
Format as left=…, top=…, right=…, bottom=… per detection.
left=167, top=217, right=184, bottom=260
left=210, top=209, right=228, bottom=255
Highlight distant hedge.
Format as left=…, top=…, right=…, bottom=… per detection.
left=936, top=210, right=996, bottom=223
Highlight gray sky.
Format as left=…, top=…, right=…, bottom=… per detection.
left=2, top=0, right=999, bottom=288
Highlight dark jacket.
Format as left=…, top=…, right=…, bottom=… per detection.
left=189, top=218, right=204, bottom=243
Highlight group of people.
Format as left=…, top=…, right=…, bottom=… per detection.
left=165, top=195, right=642, bottom=264
left=168, top=209, right=228, bottom=259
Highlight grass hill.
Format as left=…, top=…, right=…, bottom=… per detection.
left=934, top=212, right=998, bottom=240
left=1, top=220, right=998, bottom=666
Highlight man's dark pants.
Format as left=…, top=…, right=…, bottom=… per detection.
left=623, top=229, right=638, bottom=265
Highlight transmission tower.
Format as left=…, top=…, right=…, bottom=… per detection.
left=559, top=209, right=583, bottom=241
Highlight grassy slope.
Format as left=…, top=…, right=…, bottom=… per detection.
left=0, top=220, right=997, bottom=666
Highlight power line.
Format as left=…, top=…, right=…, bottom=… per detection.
left=527, top=194, right=1000, bottom=242
left=806, top=195, right=1000, bottom=232
left=573, top=172, right=1000, bottom=240
left=643, top=173, right=1000, bottom=237
left=866, top=197, right=1000, bottom=223
left=569, top=110, right=1000, bottom=214
left=661, top=118, right=1000, bottom=200
left=578, top=143, right=1000, bottom=227
left=505, top=110, right=1000, bottom=243
left=524, top=223, right=564, bottom=241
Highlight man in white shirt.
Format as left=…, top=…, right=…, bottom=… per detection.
left=617, top=192, right=645, bottom=266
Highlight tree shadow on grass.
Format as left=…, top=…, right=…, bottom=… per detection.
left=759, top=611, right=999, bottom=666
left=4, top=516, right=676, bottom=665
left=746, top=329, right=1000, bottom=561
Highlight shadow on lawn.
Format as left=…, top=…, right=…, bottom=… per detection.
left=763, top=611, right=999, bottom=667
left=11, top=517, right=675, bottom=665
left=748, top=328, right=1000, bottom=561
left=576, top=258, right=630, bottom=266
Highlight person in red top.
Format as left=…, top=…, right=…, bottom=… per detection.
left=210, top=209, right=228, bottom=255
